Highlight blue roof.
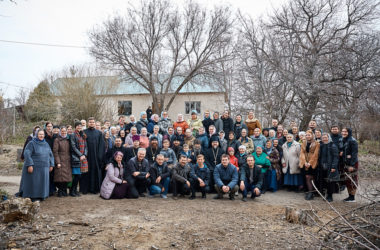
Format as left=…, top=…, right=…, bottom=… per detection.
left=51, top=75, right=222, bottom=96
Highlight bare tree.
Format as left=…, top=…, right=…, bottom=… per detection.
left=89, top=0, right=233, bottom=114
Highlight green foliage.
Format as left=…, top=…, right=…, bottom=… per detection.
left=359, top=140, right=380, bottom=156
left=24, top=80, right=57, bottom=122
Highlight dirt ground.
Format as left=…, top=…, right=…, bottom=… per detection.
left=0, top=144, right=379, bottom=249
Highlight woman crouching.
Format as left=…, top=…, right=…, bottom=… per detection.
left=100, top=151, right=130, bottom=199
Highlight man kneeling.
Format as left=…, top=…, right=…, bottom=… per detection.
left=240, top=155, right=263, bottom=202
left=172, top=155, right=192, bottom=200
left=189, top=154, right=210, bottom=199
left=213, top=154, right=239, bottom=200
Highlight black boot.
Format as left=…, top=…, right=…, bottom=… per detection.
left=326, top=194, right=333, bottom=202
left=305, top=192, right=314, bottom=200
left=69, top=188, right=76, bottom=197
left=57, top=189, right=63, bottom=197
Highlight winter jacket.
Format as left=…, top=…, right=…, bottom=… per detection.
left=221, top=117, right=234, bottom=137
left=251, top=134, right=267, bottom=152
left=229, top=155, right=239, bottom=170
left=105, top=145, right=128, bottom=166
left=319, top=142, right=340, bottom=182
left=265, top=147, right=281, bottom=180
left=213, top=118, right=223, bottom=133
left=245, top=118, right=262, bottom=137
left=136, top=119, right=148, bottom=134
left=172, top=163, right=192, bottom=183
left=160, top=148, right=177, bottom=166
left=227, top=139, right=241, bottom=155
left=184, top=136, right=196, bottom=149
left=238, top=136, right=254, bottom=154
left=125, top=157, right=150, bottom=181
left=234, top=122, right=248, bottom=139
left=239, top=164, right=263, bottom=190
left=202, top=118, right=214, bottom=134
left=173, top=121, right=189, bottom=132
left=53, top=136, right=72, bottom=183
left=69, top=132, right=88, bottom=168
left=149, top=162, right=171, bottom=188
left=219, top=138, right=227, bottom=152
left=252, top=152, right=271, bottom=173
left=158, top=118, right=172, bottom=134
left=187, top=118, right=203, bottom=136
left=299, top=140, right=320, bottom=169
left=196, top=133, right=209, bottom=150
left=190, top=163, right=210, bottom=186
left=100, top=162, right=124, bottom=200
left=237, top=153, right=248, bottom=169
left=281, top=141, right=301, bottom=174
left=341, top=129, right=358, bottom=167
left=145, top=146, right=161, bottom=164
left=213, top=163, right=238, bottom=189
left=147, top=120, right=159, bottom=134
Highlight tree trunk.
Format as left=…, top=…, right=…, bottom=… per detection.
left=299, top=95, right=319, bottom=131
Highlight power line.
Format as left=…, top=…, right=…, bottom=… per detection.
left=0, top=81, right=30, bottom=89
left=0, top=39, right=89, bottom=49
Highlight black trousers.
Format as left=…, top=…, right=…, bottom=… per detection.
left=190, top=178, right=209, bottom=196
left=127, top=177, right=150, bottom=197
left=172, top=180, right=191, bottom=196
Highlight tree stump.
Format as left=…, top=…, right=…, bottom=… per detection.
left=285, top=206, right=320, bottom=225
left=0, top=198, right=40, bottom=223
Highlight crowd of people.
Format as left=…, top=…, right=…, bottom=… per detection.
left=17, top=108, right=359, bottom=203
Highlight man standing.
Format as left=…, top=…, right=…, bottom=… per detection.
left=221, top=111, right=234, bottom=139
left=171, top=155, right=192, bottom=199
left=213, top=154, right=239, bottom=200
left=213, top=112, right=223, bottom=133
left=202, top=110, right=214, bottom=135
left=270, top=119, right=278, bottom=132
left=158, top=111, right=172, bottom=135
left=239, top=155, right=263, bottom=202
left=125, top=148, right=151, bottom=197
left=81, top=117, right=105, bottom=194
left=189, top=154, right=210, bottom=199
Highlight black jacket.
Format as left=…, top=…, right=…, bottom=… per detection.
left=239, top=164, right=263, bottom=190
left=202, top=118, right=214, bottom=134
left=237, top=153, right=247, bottom=169
left=125, top=157, right=150, bottom=181
left=227, top=139, right=241, bottom=156
left=105, top=146, right=128, bottom=166
left=233, top=122, right=248, bottom=139
left=319, top=142, right=339, bottom=182
left=341, top=137, right=358, bottom=167
left=221, top=117, right=234, bottom=136
left=190, top=164, right=210, bottom=186
left=126, top=147, right=139, bottom=162
left=172, top=163, right=192, bottom=183
left=149, top=162, right=171, bottom=188
left=69, top=132, right=88, bottom=167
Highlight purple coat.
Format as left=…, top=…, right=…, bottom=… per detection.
left=100, top=163, right=124, bottom=199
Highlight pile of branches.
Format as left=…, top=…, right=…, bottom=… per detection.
left=319, top=201, right=379, bottom=249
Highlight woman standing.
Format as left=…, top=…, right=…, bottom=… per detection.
left=69, top=121, right=88, bottom=197
left=53, top=127, right=72, bottom=197
left=264, top=140, right=281, bottom=192
left=21, top=125, right=40, bottom=161
left=245, top=111, right=262, bottom=137
left=139, top=127, right=150, bottom=148
left=19, top=130, right=54, bottom=202
left=341, top=128, right=359, bottom=202
left=238, top=128, right=254, bottom=154
left=100, top=152, right=130, bottom=199
left=252, top=146, right=271, bottom=193
left=282, top=134, right=302, bottom=192
left=299, top=130, right=320, bottom=200
left=319, top=133, right=339, bottom=202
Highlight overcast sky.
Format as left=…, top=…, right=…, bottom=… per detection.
left=0, top=0, right=286, bottom=100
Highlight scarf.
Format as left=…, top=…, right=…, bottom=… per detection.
left=75, top=131, right=88, bottom=173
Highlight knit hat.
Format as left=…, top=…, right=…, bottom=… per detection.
left=191, top=110, right=197, bottom=115
left=150, top=136, right=158, bottom=141
left=227, top=147, right=234, bottom=152
left=132, top=135, right=140, bottom=141
left=113, top=151, right=124, bottom=159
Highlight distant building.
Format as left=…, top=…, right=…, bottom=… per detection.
left=52, top=76, right=226, bottom=121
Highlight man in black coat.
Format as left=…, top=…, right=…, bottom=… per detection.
left=330, top=125, right=345, bottom=191
left=145, top=137, right=161, bottom=165
left=125, top=148, right=151, bottom=197
left=189, top=154, right=210, bottom=199
left=171, top=155, right=192, bottom=199
left=221, top=110, right=234, bottom=139
left=81, top=117, right=105, bottom=194
left=239, top=155, right=263, bottom=202
left=148, top=154, right=171, bottom=199
left=202, top=110, right=214, bottom=135
left=203, top=135, right=225, bottom=192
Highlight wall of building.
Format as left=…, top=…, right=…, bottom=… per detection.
left=104, top=92, right=226, bottom=122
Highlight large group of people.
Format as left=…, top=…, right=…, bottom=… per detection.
left=18, top=108, right=359, bottom=203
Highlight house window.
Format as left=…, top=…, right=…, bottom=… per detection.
left=185, top=101, right=201, bottom=114
left=118, top=101, right=132, bottom=115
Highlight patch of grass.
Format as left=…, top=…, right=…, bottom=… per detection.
left=359, top=140, right=380, bottom=156
left=17, top=162, right=23, bottom=170
left=0, top=188, right=9, bottom=198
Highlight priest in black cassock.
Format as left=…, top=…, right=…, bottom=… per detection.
left=80, top=117, right=105, bottom=194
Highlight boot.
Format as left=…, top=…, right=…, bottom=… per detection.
left=57, top=189, right=63, bottom=198
left=69, top=188, right=76, bottom=197
left=326, top=194, right=333, bottom=202
left=305, top=192, right=314, bottom=200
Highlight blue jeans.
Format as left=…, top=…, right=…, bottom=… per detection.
left=149, top=177, right=170, bottom=195
left=243, top=181, right=261, bottom=198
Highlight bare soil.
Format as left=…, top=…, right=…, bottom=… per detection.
left=0, top=144, right=379, bottom=249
